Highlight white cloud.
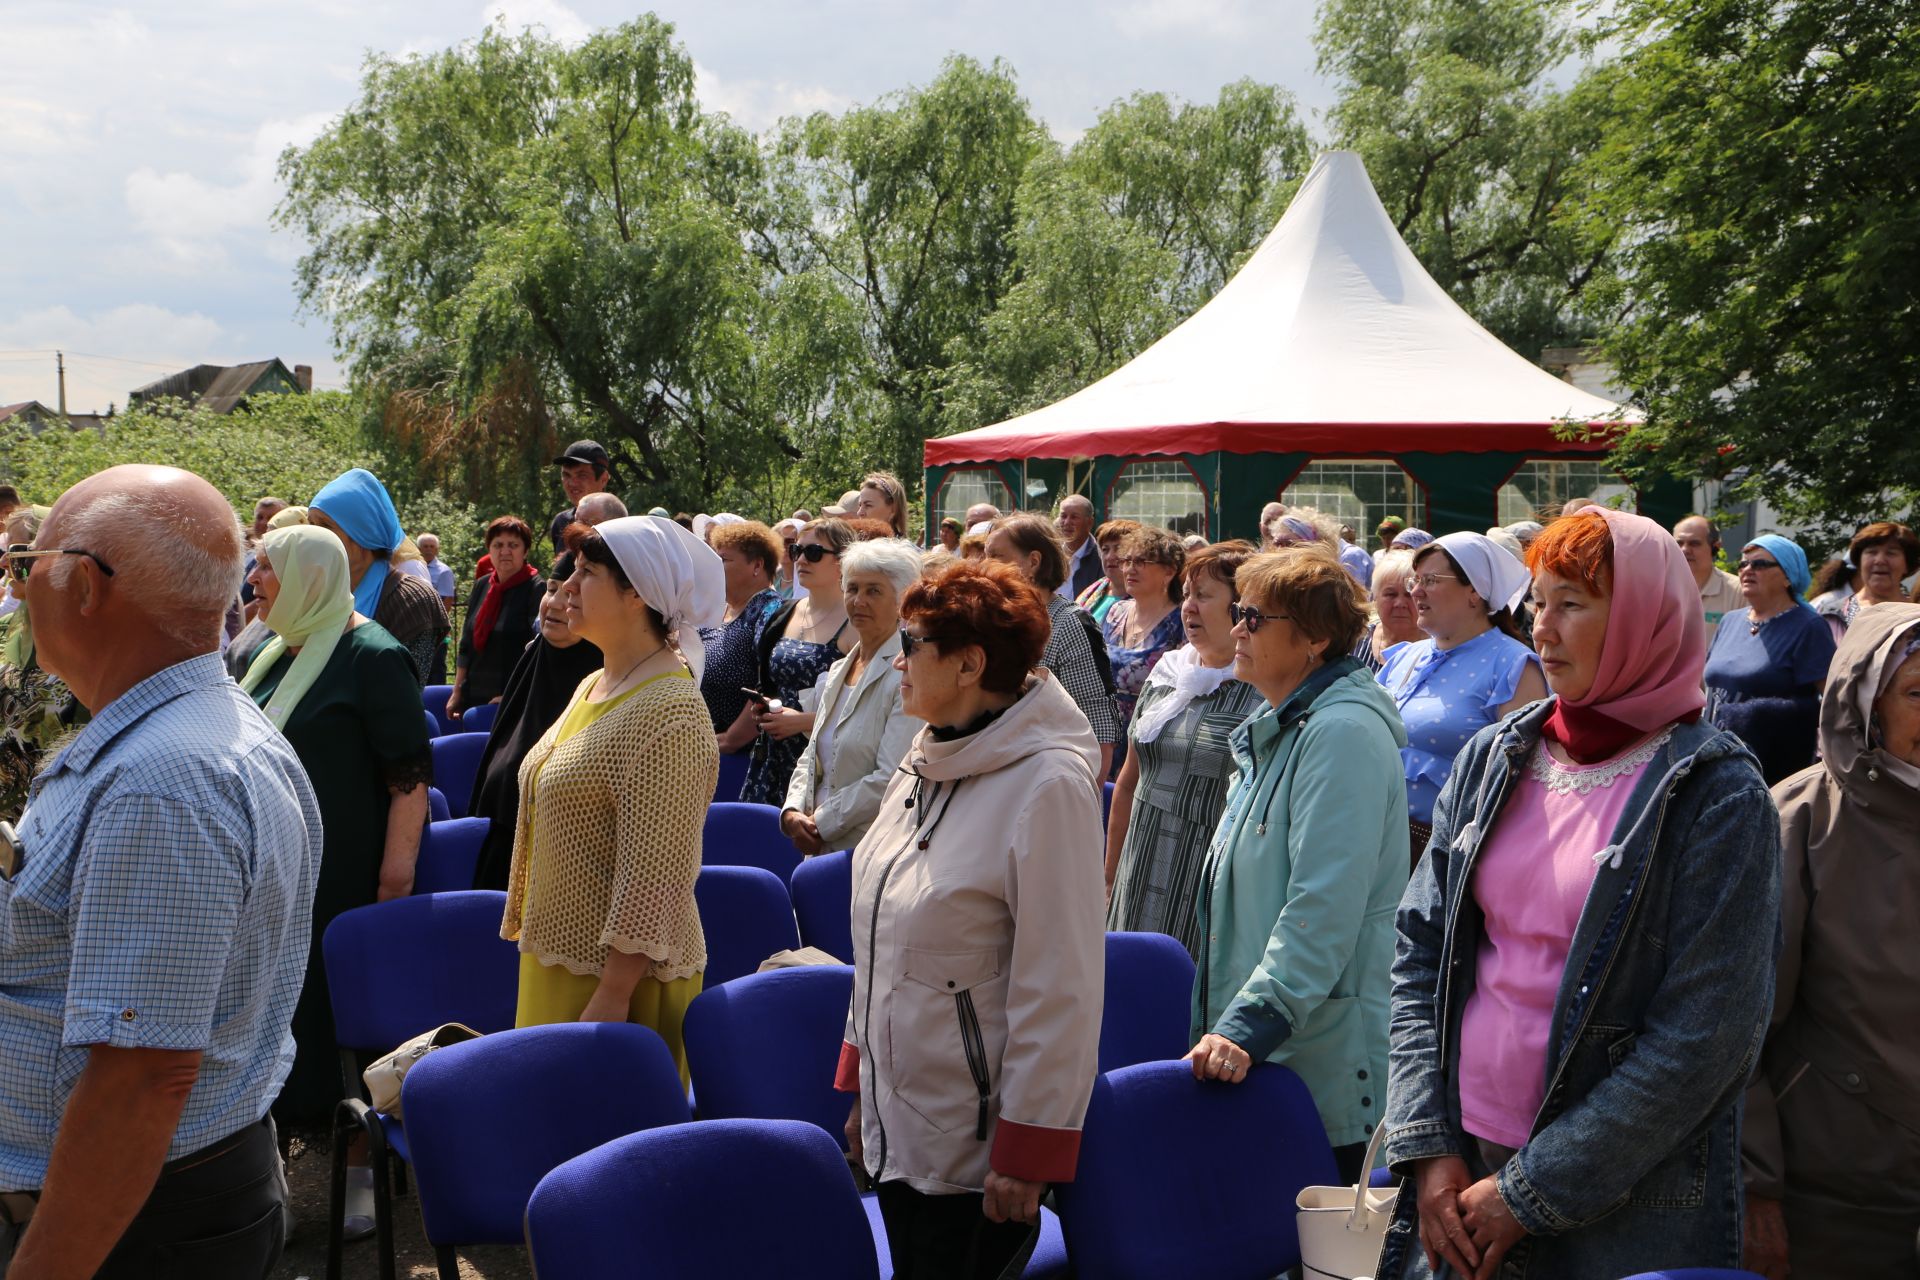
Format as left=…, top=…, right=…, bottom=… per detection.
left=0, top=305, right=230, bottom=413
left=694, top=61, right=853, bottom=133
left=122, top=113, right=335, bottom=269
left=1113, top=0, right=1258, bottom=39
left=481, top=0, right=591, bottom=47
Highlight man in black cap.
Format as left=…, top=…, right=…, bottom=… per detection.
left=548, top=440, right=611, bottom=552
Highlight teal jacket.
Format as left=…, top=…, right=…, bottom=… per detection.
left=1192, top=658, right=1410, bottom=1147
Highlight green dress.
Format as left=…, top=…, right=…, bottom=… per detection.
left=249, top=621, right=433, bottom=1125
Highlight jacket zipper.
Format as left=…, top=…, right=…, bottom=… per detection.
left=859, top=805, right=919, bottom=1182
left=956, top=991, right=992, bottom=1141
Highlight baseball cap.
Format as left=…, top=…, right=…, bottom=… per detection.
left=552, top=439, right=610, bottom=468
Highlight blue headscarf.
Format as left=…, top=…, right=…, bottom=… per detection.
left=1745, top=533, right=1813, bottom=606
left=311, top=468, right=407, bottom=618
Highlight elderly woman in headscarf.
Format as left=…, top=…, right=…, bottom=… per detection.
left=1380, top=508, right=1781, bottom=1280
left=1743, top=604, right=1920, bottom=1280
left=239, top=524, right=432, bottom=1233
left=309, top=468, right=449, bottom=686
left=1704, top=533, right=1837, bottom=784
left=226, top=504, right=308, bottom=680
left=500, top=516, right=723, bottom=1080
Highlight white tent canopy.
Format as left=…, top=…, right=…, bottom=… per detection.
left=926, top=149, right=1631, bottom=466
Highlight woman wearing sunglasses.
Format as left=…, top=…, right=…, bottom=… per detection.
left=1184, top=544, right=1409, bottom=1185
left=1703, top=534, right=1836, bottom=784
left=838, top=559, right=1103, bottom=1279
left=736, top=517, right=857, bottom=806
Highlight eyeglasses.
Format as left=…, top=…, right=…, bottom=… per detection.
left=1229, top=603, right=1290, bottom=634
left=1737, top=558, right=1781, bottom=573
left=1119, top=556, right=1169, bottom=568
left=897, top=628, right=954, bottom=658
left=794, top=543, right=838, bottom=564
left=1403, top=573, right=1461, bottom=592
left=5, top=545, right=116, bottom=582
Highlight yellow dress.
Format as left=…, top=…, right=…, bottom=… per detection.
left=515, top=672, right=704, bottom=1081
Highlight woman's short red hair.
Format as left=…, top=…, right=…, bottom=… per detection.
left=899, top=559, right=1050, bottom=695
left=1527, top=510, right=1614, bottom=597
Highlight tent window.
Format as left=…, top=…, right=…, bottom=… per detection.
left=1109, top=461, right=1208, bottom=535
left=1498, top=461, right=1633, bottom=523
left=937, top=469, right=1015, bottom=522
left=1281, top=462, right=1421, bottom=537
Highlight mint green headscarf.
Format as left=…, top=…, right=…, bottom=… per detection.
left=239, top=525, right=355, bottom=730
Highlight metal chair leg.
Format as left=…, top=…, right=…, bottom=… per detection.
left=326, top=1101, right=353, bottom=1280
left=435, top=1244, right=460, bottom=1279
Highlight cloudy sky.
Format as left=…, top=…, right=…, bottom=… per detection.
left=0, top=0, right=1335, bottom=413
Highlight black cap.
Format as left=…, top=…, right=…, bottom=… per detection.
left=552, top=439, right=609, bottom=468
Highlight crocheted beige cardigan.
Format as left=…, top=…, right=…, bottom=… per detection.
left=501, top=673, right=719, bottom=981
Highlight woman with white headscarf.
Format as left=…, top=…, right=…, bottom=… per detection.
left=240, top=524, right=433, bottom=1138
left=1377, top=531, right=1547, bottom=863
left=500, top=516, right=724, bottom=1079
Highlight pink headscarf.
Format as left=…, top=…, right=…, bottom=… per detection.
left=1541, top=507, right=1706, bottom=763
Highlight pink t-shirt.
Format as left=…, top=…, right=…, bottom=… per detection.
left=1457, top=731, right=1671, bottom=1148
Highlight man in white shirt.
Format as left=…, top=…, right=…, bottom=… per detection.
left=1673, top=515, right=1744, bottom=624
left=1054, top=495, right=1102, bottom=599
left=416, top=533, right=457, bottom=609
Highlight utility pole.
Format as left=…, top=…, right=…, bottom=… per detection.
left=56, top=351, right=66, bottom=415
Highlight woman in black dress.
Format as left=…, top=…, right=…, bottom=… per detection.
left=451, top=515, right=542, bottom=721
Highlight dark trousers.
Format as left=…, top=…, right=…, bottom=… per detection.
left=1334, top=1140, right=1367, bottom=1187
left=4, top=1116, right=285, bottom=1280
left=875, top=1180, right=1040, bottom=1280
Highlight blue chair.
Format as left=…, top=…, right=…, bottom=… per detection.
left=526, top=1118, right=880, bottom=1280
left=456, top=701, right=498, bottom=734
left=422, top=708, right=441, bottom=741
left=413, top=817, right=490, bottom=895
left=1102, top=780, right=1115, bottom=830
left=427, top=786, right=451, bottom=824
left=403, top=1022, right=692, bottom=1279
left=429, top=732, right=489, bottom=818
left=859, top=1196, right=1068, bottom=1280
left=791, top=849, right=854, bottom=963
left=423, top=683, right=456, bottom=736
left=1099, top=932, right=1197, bottom=1073
left=321, top=891, right=520, bottom=1280
left=702, top=801, right=802, bottom=883
left=684, top=965, right=855, bottom=1144
left=694, top=865, right=800, bottom=987
left=714, top=750, right=750, bottom=803
left=1054, top=1059, right=1338, bottom=1279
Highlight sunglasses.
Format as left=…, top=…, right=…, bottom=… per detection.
left=5, top=544, right=116, bottom=582
left=782, top=540, right=798, bottom=554
left=1738, top=558, right=1781, bottom=573
left=794, top=543, right=838, bottom=564
left=897, top=628, right=955, bottom=658
left=1229, top=603, right=1291, bottom=634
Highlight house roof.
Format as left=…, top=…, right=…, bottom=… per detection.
left=128, top=359, right=298, bottom=414
left=925, top=150, right=1634, bottom=467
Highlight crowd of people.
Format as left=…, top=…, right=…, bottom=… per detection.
left=0, top=448, right=1913, bottom=1280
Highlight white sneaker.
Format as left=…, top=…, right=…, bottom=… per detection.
left=342, top=1166, right=376, bottom=1242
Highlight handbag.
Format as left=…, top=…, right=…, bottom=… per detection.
left=361, top=1023, right=480, bottom=1119
left=1295, top=1121, right=1397, bottom=1280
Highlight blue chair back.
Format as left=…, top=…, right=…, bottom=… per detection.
left=429, top=732, right=490, bottom=818
left=423, top=683, right=456, bottom=736
left=1616, top=1273, right=1768, bottom=1279
left=422, top=708, right=441, bottom=741
left=694, top=865, right=799, bottom=987
left=702, top=801, right=801, bottom=883
left=1099, top=932, right=1197, bottom=1073
left=684, top=966, right=855, bottom=1146
left=414, top=817, right=490, bottom=896
left=402, top=1023, right=692, bottom=1247
left=525, top=1119, right=880, bottom=1280
left=790, top=849, right=854, bottom=963
left=1102, top=780, right=1115, bottom=831
left=427, top=786, right=451, bottom=823
left=458, top=701, right=499, bottom=734
left=1054, top=1059, right=1337, bottom=1280
left=714, top=750, right=750, bottom=803
left=322, top=891, right=519, bottom=1053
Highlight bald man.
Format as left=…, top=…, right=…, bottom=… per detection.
left=1674, top=514, right=1744, bottom=624
left=1, top=465, right=320, bottom=1276
left=964, top=502, right=1000, bottom=529
left=1055, top=495, right=1103, bottom=598
left=574, top=491, right=628, bottom=526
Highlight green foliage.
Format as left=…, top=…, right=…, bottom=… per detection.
left=1569, top=0, right=1920, bottom=538
left=0, top=663, right=73, bottom=823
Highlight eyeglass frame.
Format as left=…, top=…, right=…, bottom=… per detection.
left=5, top=545, right=116, bottom=582
left=1736, top=557, right=1782, bottom=574
left=793, top=543, right=839, bottom=564
left=1403, top=572, right=1463, bottom=592
left=1228, top=602, right=1291, bottom=634
left=897, top=627, right=959, bottom=658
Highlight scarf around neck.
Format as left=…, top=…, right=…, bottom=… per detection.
left=471, top=563, right=536, bottom=653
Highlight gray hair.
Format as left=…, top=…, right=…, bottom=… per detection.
left=576, top=492, right=628, bottom=525
left=52, top=489, right=245, bottom=649
left=1372, top=550, right=1415, bottom=592
left=841, top=537, right=923, bottom=597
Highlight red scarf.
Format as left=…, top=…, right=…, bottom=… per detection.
left=471, top=564, right=536, bottom=653
left=1542, top=701, right=1699, bottom=766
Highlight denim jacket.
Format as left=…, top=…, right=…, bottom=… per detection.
left=1377, top=701, right=1782, bottom=1280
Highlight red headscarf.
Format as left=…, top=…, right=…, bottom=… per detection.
left=1541, top=507, right=1707, bottom=763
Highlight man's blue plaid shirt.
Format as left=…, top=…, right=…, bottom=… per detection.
left=0, top=653, right=320, bottom=1189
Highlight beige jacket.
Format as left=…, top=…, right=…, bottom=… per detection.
left=782, top=631, right=916, bottom=851
left=836, top=672, right=1105, bottom=1194
left=1745, top=605, right=1920, bottom=1218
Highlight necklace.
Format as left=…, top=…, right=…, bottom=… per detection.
left=1747, top=605, right=1789, bottom=636
left=597, top=640, right=669, bottom=699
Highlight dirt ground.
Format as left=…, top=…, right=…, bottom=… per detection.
left=270, top=1129, right=532, bottom=1280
